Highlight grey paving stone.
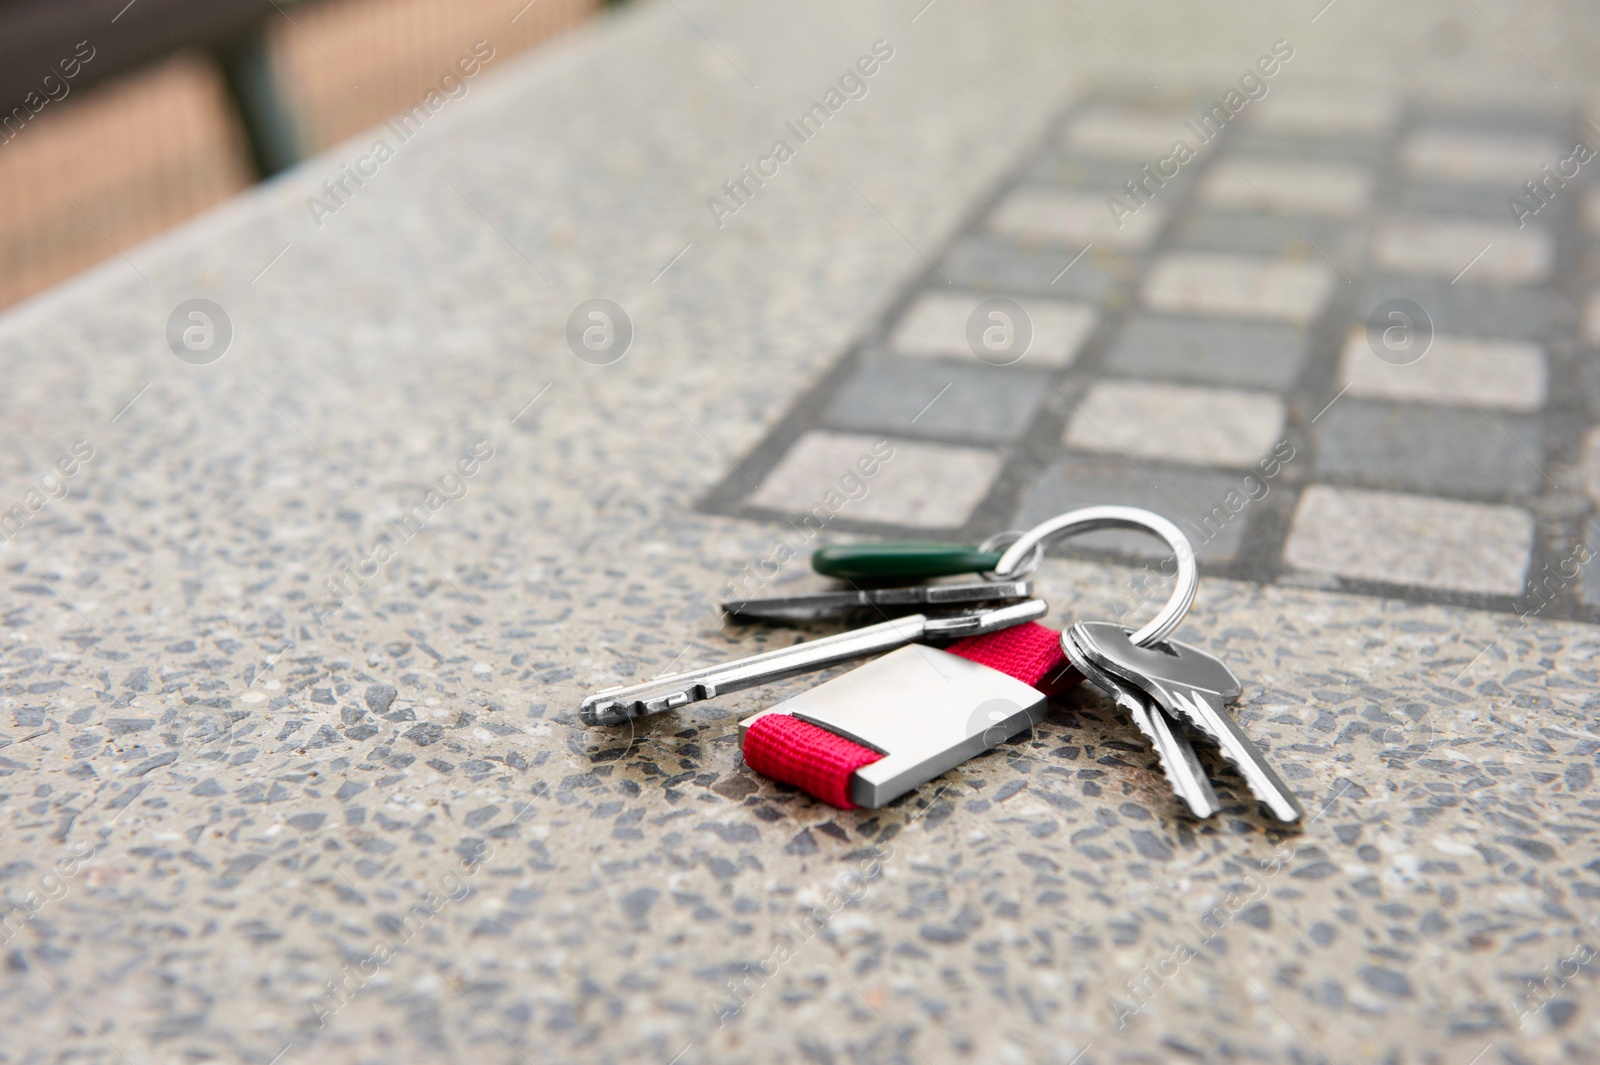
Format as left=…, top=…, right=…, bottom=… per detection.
left=1581, top=534, right=1600, bottom=607
left=1284, top=485, right=1534, bottom=596
left=1169, top=209, right=1354, bottom=259
left=1224, top=130, right=1389, bottom=165
left=1252, top=92, right=1399, bottom=136
left=1103, top=313, right=1309, bottom=390
left=1580, top=362, right=1600, bottom=417
left=748, top=431, right=1003, bottom=529
left=1143, top=252, right=1336, bottom=323
left=1393, top=182, right=1556, bottom=223
left=939, top=235, right=1130, bottom=301
left=1337, top=330, right=1546, bottom=412
left=1360, top=275, right=1557, bottom=339
left=1399, top=129, right=1567, bottom=183
left=1371, top=217, right=1552, bottom=283
left=1200, top=158, right=1374, bottom=216
left=823, top=356, right=1050, bottom=444
left=889, top=291, right=1096, bottom=368
left=1014, top=454, right=1268, bottom=562
left=1312, top=399, right=1545, bottom=497
left=1024, top=150, right=1185, bottom=193
left=1066, top=379, right=1286, bottom=467
left=990, top=186, right=1167, bottom=250
left=1062, top=106, right=1199, bottom=159
left=1406, top=105, right=1574, bottom=137
left=1583, top=426, right=1600, bottom=507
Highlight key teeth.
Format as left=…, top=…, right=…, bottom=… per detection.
left=1163, top=689, right=1303, bottom=823
left=1146, top=729, right=1221, bottom=820
left=579, top=700, right=623, bottom=726
left=1118, top=694, right=1220, bottom=820
left=1065, top=632, right=1220, bottom=820
left=582, top=681, right=714, bottom=726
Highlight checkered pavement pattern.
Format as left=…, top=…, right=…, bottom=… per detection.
left=703, top=90, right=1600, bottom=621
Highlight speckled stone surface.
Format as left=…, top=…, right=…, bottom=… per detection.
left=3, top=2, right=1600, bottom=1063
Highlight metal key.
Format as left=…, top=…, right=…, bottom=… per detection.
left=1069, top=621, right=1304, bottom=824
left=722, top=579, right=1031, bottom=622
left=1061, top=627, right=1220, bottom=819
left=580, top=599, right=1048, bottom=726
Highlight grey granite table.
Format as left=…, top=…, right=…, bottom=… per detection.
left=4, top=2, right=1600, bottom=1063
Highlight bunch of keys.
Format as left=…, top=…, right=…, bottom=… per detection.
left=578, top=599, right=1048, bottom=725
left=584, top=532, right=1050, bottom=722
left=579, top=506, right=1303, bottom=824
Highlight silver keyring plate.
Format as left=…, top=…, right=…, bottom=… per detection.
left=989, top=505, right=1197, bottom=647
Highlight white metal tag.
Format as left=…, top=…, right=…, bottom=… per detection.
left=739, top=644, right=1047, bottom=808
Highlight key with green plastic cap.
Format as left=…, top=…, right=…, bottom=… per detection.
left=811, top=542, right=999, bottom=581
left=811, top=534, right=1041, bottom=583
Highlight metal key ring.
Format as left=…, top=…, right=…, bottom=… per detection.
left=976, top=529, right=1045, bottom=581
left=989, top=505, right=1197, bottom=648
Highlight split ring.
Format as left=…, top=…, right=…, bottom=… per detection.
left=988, top=505, right=1197, bottom=647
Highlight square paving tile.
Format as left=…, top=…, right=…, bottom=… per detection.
left=1337, top=328, right=1546, bottom=412
left=1198, top=158, right=1373, bottom=217
left=824, top=356, right=1049, bottom=444
left=888, top=291, right=1097, bottom=368
left=1582, top=425, right=1600, bottom=506
left=1252, top=91, right=1399, bottom=135
left=1399, top=130, right=1566, bottom=184
left=1394, top=181, right=1553, bottom=223
left=1025, top=151, right=1193, bottom=194
left=989, top=186, right=1167, bottom=251
left=1583, top=555, right=1600, bottom=609
left=1410, top=103, right=1573, bottom=137
left=938, top=235, right=1130, bottom=301
left=748, top=431, right=1002, bottom=529
left=1370, top=218, right=1553, bottom=284
left=1142, top=252, right=1337, bottom=323
left=1224, top=130, right=1389, bottom=165
left=1062, top=107, right=1191, bottom=159
left=1312, top=399, right=1545, bottom=496
left=1064, top=379, right=1286, bottom=468
left=1283, top=484, right=1534, bottom=596
left=1103, top=313, right=1308, bottom=390
left=1169, top=209, right=1353, bottom=259
left=1360, top=275, right=1555, bottom=339
left=1014, top=454, right=1262, bottom=562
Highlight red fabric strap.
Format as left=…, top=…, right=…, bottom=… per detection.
left=740, top=713, right=883, bottom=809
left=742, top=622, right=1079, bottom=809
left=943, top=620, right=1082, bottom=696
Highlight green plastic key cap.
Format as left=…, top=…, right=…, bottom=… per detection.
left=812, top=542, right=1001, bottom=581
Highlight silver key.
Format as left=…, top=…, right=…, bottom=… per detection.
left=1069, top=621, right=1304, bottom=824
left=722, top=579, right=1031, bottom=622
left=580, top=599, right=1048, bottom=726
left=1062, top=627, right=1220, bottom=819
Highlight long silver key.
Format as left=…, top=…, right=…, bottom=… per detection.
left=580, top=600, right=1047, bottom=726
left=723, top=579, right=1031, bottom=621
left=1069, top=621, right=1304, bottom=824
left=1062, top=628, right=1220, bottom=819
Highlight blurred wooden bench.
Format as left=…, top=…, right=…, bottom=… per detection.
left=0, top=0, right=598, bottom=308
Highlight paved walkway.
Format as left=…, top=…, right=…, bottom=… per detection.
left=1, top=2, right=1599, bottom=1063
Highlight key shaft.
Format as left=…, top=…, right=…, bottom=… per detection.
left=581, top=600, right=1047, bottom=726
left=1156, top=686, right=1304, bottom=824
left=1063, top=629, right=1219, bottom=819
left=723, top=579, right=1030, bottom=621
